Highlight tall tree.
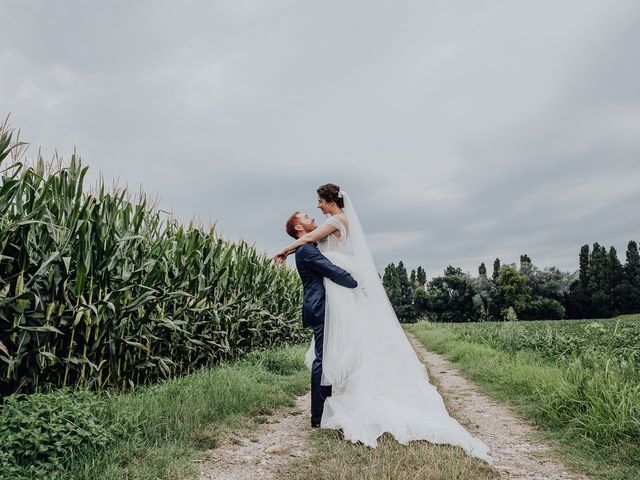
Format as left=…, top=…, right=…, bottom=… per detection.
left=382, top=263, right=401, bottom=306
left=579, top=244, right=590, bottom=288
left=625, top=241, right=640, bottom=282
left=413, top=286, right=429, bottom=318
left=496, top=264, right=531, bottom=317
left=522, top=262, right=571, bottom=320
left=492, top=258, right=501, bottom=280
left=416, top=266, right=427, bottom=287
left=444, top=265, right=463, bottom=276
left=607, top=246, right=624, bottom=313
left=471, top=273, right=496, bottom=320
left=566, top=244, right=592, bottom=319
left=478, top=262, right=487, bottom=277
left=533, top=266, right=573, bottom=301
left=621, top=241, right=640, bottom=312
left=393, top=261, right=417, bottom=322
left=519, top=254, right=535, bottom=287
left=588, top=243, right=611, bottom=317
left=397, top=262, right=413, bottom=302
left=427, top=266, right=475, bottom=322
left=410, top=269, right=417, bottom=288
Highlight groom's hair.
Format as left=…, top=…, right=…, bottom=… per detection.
left=285, top=211, right=301, bottom=239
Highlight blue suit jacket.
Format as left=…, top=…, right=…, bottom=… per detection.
left=295, top=244, right=358, bottom=328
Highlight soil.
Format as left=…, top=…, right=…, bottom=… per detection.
left=195, top=393, right=312, bottom=480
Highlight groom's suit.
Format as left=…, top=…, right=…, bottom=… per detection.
left=295, top=243, right=357, bottom=425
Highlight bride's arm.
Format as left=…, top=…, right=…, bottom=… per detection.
left=274, top=222, right=338, bottom=263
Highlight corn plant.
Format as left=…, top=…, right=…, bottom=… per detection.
left=0, top=120, right=305, bottom=395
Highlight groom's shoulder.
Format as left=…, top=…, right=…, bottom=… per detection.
left=296, top=243, right=318, bottom=257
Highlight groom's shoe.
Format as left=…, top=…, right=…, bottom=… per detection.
left=311, top=420, right=321, bottom=428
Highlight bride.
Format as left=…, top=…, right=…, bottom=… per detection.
left=274, top=183, right=493, bottom=463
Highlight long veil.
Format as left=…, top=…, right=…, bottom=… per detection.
left=338, top=190, right=422, bottom=365
left=342, top=192, right=403, bottom=322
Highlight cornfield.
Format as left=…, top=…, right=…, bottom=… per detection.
left=0, top=120, right=305, bottom=396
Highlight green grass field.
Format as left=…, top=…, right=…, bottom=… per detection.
left=405, top=315, right=640, bottom=480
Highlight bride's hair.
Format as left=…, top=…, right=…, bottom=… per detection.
left=317, top=183, right=344, bottom=208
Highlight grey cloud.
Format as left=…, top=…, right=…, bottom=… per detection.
left=1, top=0, right=639, bottom=279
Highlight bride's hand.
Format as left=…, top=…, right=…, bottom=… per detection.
left=273, top=252, right=287, bottom=267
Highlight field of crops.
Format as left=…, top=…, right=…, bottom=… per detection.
left=0, top=123, right=305, bottom=396
left=449, top=315, right=640, bottom=364
left=408, top=315, right=640, bottom=479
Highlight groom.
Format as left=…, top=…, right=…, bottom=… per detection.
left=284, top=211, right=358, bottom=427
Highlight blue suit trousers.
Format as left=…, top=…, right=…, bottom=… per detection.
left=310, top=321, right=332, bottom=425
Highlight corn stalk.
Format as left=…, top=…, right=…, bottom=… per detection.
left=0, top=121, right=304, bottom=396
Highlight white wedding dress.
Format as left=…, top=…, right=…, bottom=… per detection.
left=303, top=193, right=493, bottom=463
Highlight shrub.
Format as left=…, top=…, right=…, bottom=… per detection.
left=521, top=297, right=566, bottom=320
left=503, top=306, right=518, bottom=322
left=0, top=390, right=121, bottom=480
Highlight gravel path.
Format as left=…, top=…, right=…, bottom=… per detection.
left=195, top=393, right=312, bottom=480
left=405, top=332, right=591, bottom=480
left=195, top=332, right=592, bottom=480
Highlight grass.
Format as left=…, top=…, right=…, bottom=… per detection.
left=61, top=343, right=310, bottom=480
left=405, top=317, right=640, bottom=480
left=280, top=429, right=497, bottom=480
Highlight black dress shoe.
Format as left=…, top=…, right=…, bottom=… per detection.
left=311, top=421, right=321, bottom=428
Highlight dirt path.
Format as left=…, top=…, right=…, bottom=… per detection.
left=405, top=332, right=591, bottom=480
left=195, top=333, right=591, bottom=480
left=196, top=393, right=312, bottom=480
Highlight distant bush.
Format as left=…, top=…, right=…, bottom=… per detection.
left=520, top=297, right=566, bottom=320
left=503, top=306, right=518, bottom=322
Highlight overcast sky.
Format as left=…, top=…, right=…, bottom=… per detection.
left=2, top=1, right=639, bottom=278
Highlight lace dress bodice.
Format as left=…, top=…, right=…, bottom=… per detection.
left=318, top=215, right=348, bottom=254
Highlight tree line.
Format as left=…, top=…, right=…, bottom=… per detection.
left=382, top=241, right=640, bottom=322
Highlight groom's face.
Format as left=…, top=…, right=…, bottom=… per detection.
left=296, top=212, right=317, bottom=237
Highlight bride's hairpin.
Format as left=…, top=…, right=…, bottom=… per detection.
left=338, top=189, right=344, bottom=198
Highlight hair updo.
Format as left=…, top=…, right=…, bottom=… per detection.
left=317, top=183, right=344, bottom=208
